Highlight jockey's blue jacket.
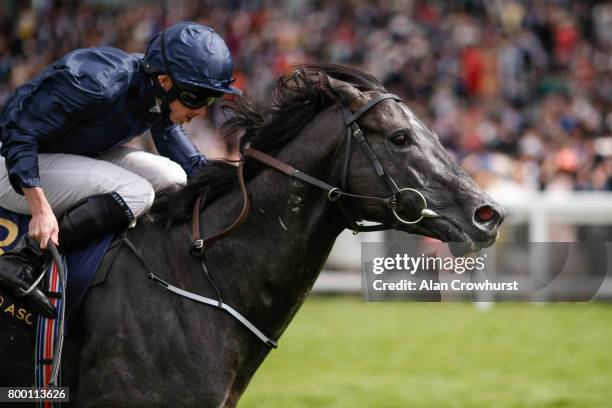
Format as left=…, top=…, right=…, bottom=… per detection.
left=0, top=47, right=208, bottom=194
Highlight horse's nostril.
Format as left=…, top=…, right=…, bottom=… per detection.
left=475, top=205, right=497, bottom=223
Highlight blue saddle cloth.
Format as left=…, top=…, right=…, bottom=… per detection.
left=0, top=207, right=113, bottom=328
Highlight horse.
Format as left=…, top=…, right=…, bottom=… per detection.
left=0, top=63, right=504, bottom=407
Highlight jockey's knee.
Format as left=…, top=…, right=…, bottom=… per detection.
left=114, top=177, right=155, bottom=218
left=151, top=159, right=187, bottom=191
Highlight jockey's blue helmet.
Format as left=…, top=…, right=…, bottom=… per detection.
left=144, top=21, right=241, bottom=108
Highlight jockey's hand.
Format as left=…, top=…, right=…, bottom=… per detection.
left=23, top=187, right=59, bottom=249
left=28, top=210, right=59, bottom=249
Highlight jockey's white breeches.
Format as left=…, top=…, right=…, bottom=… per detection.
left=0, top=147, right=187, bottom=218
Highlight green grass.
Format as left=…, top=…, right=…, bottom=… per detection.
left=239, top=298, right=612, bottom=408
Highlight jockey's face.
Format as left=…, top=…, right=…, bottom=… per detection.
left=167, top=99, right=208, bottom=125
left=157, top=75, right=209, bottom=125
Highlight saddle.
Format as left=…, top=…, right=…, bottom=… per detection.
left=0, top=207, right=119, bottom=332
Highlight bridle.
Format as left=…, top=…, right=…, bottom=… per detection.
left=334, top=92, right=440, bottom=231
left=130, top=92, right=443, bottom=350
left=199, top=92, right=441, bottom=243
left=191, top=92, right=441, bottom=254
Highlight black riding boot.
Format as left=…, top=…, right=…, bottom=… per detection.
left=0, top=192, right=134, bottom=318
left=58, top=192, right=134, bottom=253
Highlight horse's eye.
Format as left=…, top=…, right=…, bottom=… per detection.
left=391, top=133, right=408, bottom=146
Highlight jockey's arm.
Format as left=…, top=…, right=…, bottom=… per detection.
left=23, top=187, right=58, bottom=249
left=0, top=70, right=106, bottom=248
left=151, top=122, right=208, bottom=179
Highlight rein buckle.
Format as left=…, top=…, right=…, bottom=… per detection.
left=191, top=239, right=204, bottom=256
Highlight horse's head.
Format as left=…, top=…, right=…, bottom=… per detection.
left=319, top=73, right=504, bottom=254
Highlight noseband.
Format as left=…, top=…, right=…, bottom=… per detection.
left=243, top=93, right=440, bottom=234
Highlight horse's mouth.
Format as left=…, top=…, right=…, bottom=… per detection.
left=394, top=216, right=493, bottom=257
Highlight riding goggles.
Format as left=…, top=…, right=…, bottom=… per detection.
left=176, top=87, right=218, bottom=109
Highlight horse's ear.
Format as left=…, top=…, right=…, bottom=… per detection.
left=318, top=72, right=368, bottom=111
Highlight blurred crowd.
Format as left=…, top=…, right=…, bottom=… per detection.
left=1, top=0, right=611, bottom=194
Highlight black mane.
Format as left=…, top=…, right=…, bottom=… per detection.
left=151, top=63, right=384, bottom=223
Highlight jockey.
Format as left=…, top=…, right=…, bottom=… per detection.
left=0, top=21, right=240, bottom=317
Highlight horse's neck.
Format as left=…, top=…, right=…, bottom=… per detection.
left=202, top=108, right=346, bottom=338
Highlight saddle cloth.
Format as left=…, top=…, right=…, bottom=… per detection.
left=0, top=207, right=114, bottom=331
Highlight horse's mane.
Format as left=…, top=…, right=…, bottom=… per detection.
left=150, top=63, right=384, bottom=223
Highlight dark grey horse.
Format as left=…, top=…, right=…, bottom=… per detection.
left=0, top=64, right=504, bottom=407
